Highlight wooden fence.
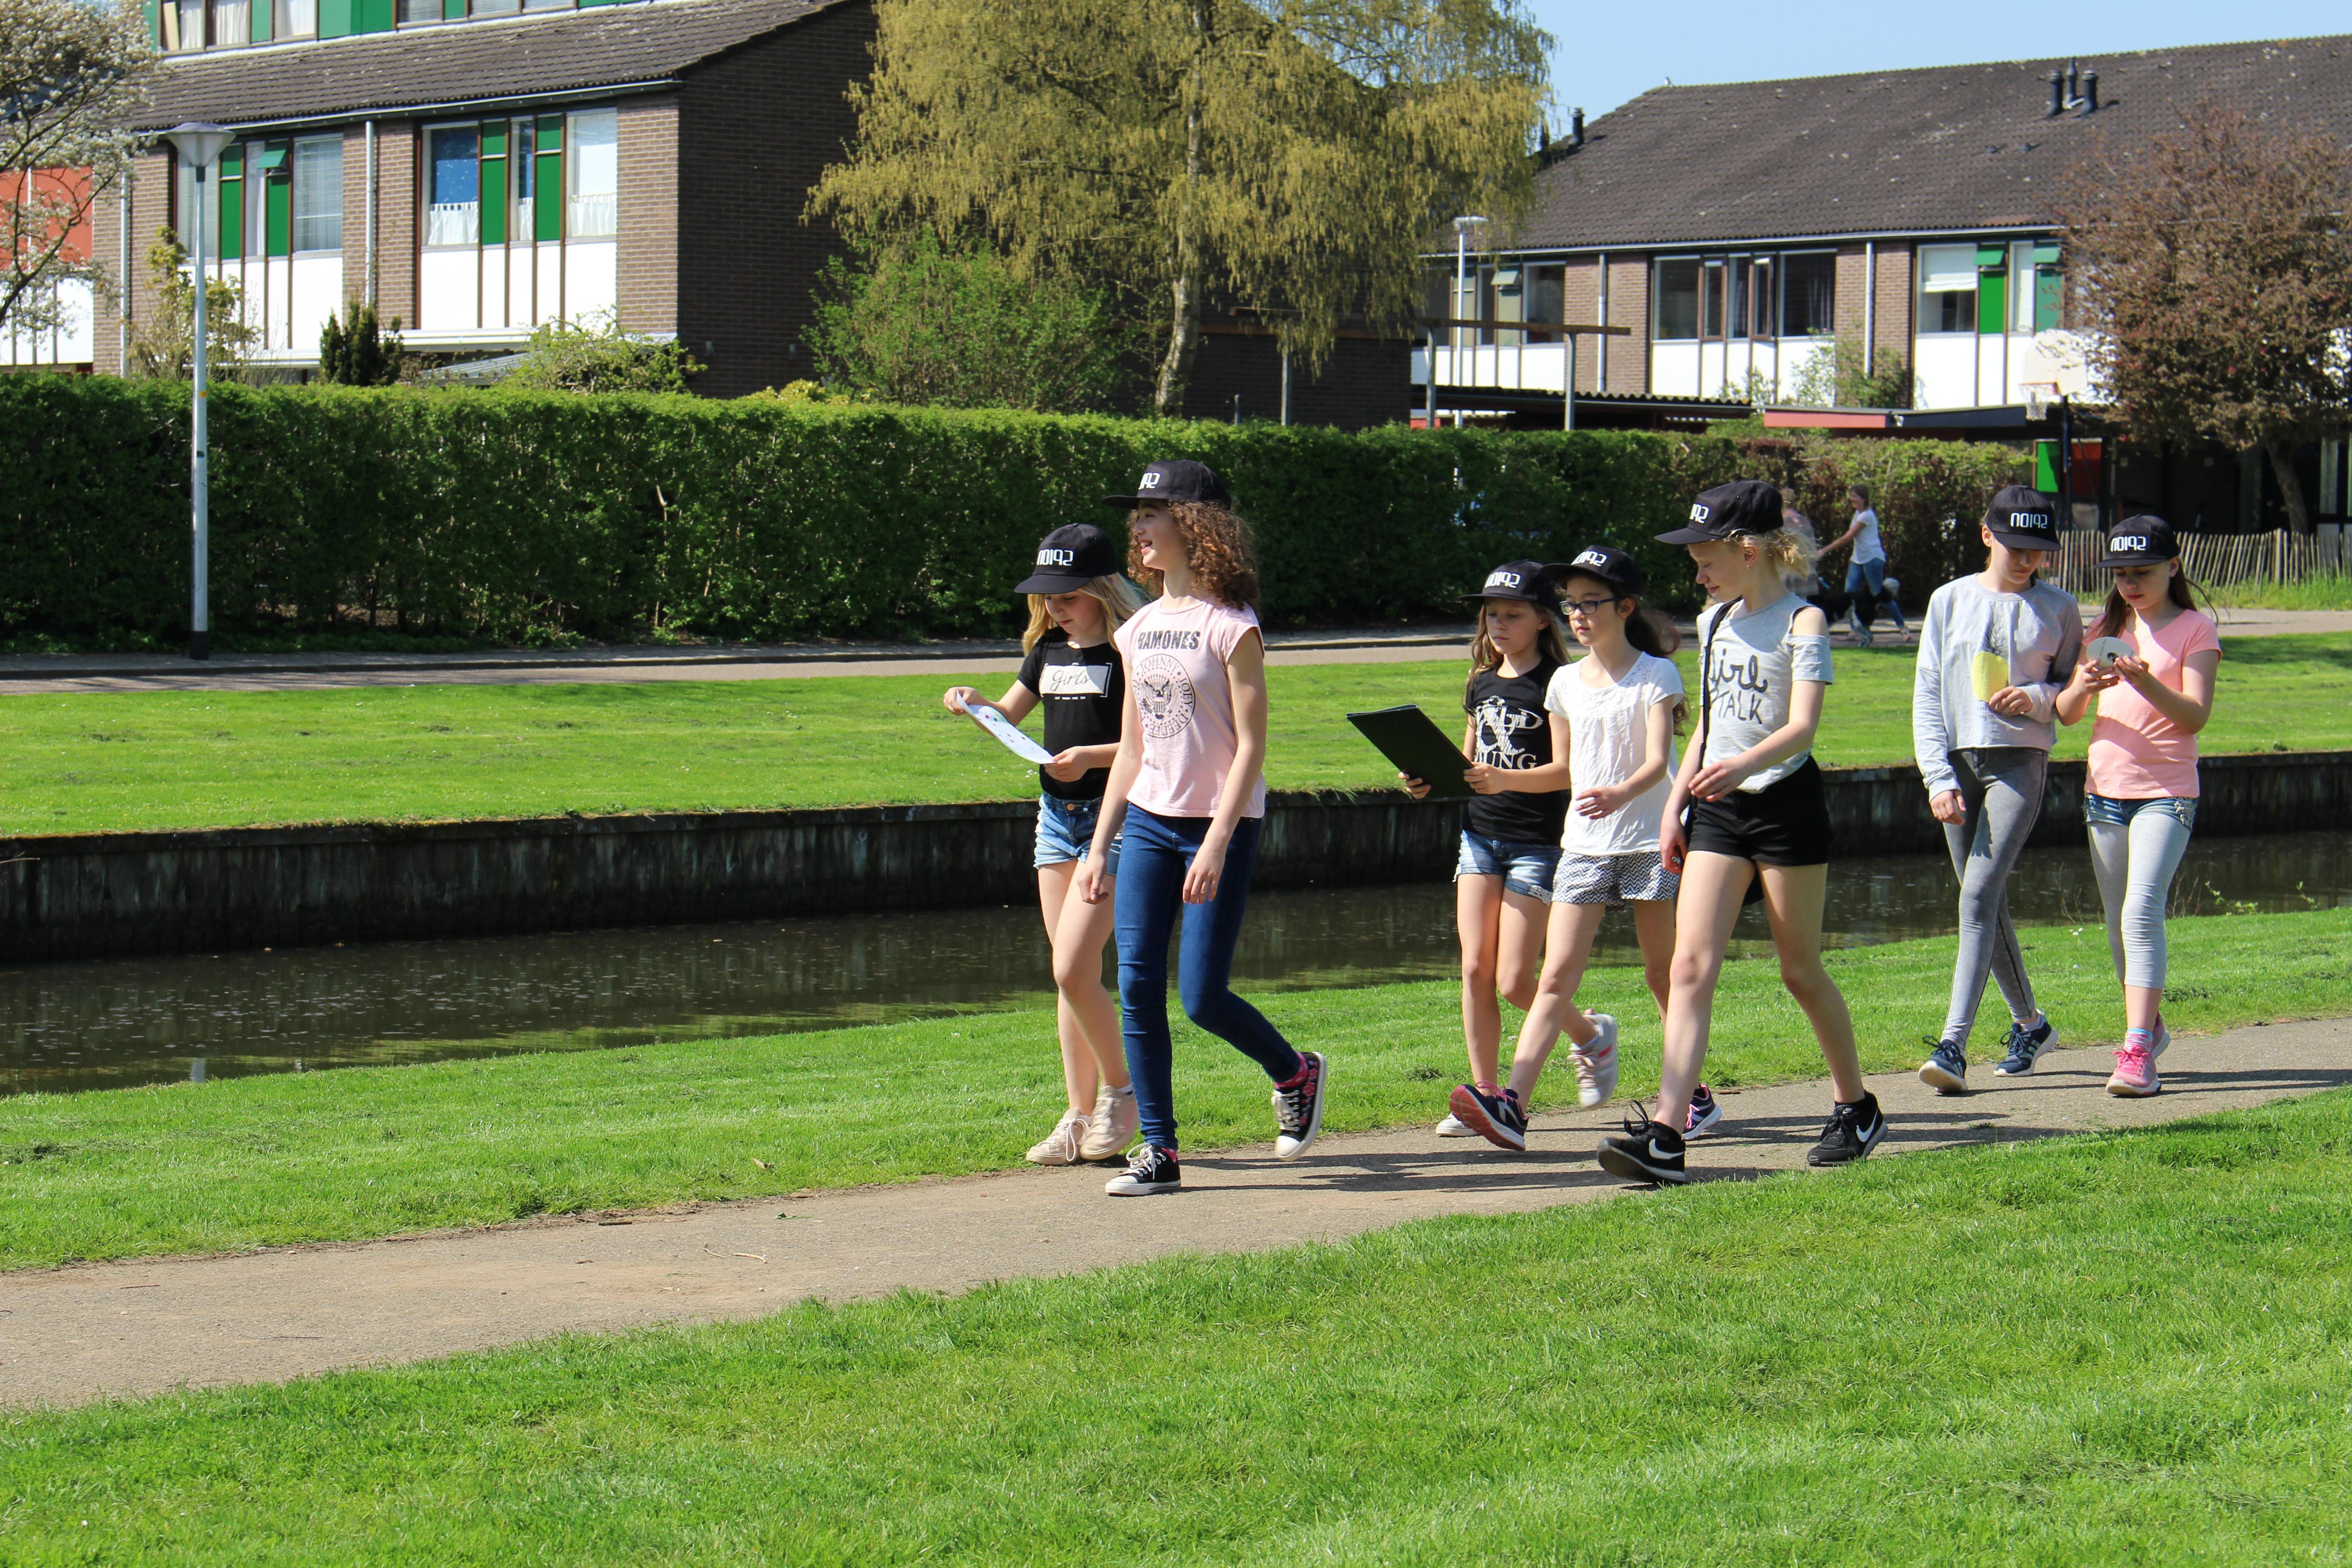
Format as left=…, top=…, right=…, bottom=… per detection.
left=2046, top=523, right=2352, bottom=596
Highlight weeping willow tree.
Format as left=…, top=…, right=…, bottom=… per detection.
left=812, top=0, right=1549, bottom=416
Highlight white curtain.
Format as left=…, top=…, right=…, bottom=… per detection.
left=293, top=137, right=343, bottom=253
left=568, top=109, right=618, bottom=238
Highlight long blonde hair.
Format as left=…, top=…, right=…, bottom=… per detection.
left=1466, top=597, right=1573, bottom=699
left=1757, top=525, right=1818, bottom=592
left=1022, top=574, right=1145, bottom=652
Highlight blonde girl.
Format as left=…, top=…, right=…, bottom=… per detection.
left=2054, top=516, right=2220, bottom=1098
left=1402, top=561, right=1575, bottom=1148
left=1078, top=460, right=1329, bottom=1196
left=1485, top=546, right=1694, bottom=1150
left=1598, top=480, right=1886, bottom=1185
left=943, top=523, right=1142, bottom=1164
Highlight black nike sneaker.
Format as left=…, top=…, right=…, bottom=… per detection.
left=1806, top=1092, right=1888, bottom=1167
left=1447, top=1083, right=1527, bottom=1152
left=1597, top=1105, right=1688, bottom=1186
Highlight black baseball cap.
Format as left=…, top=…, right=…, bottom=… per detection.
left=2101, top=515, right=2180, bottom=565
left=1984, top=485, right=2061, bottom=549
left=1656, top=479, right=1782, bottom=544
left=1460, top=560, right=1568, bottom=606
left=1014, top=523, right=1122, bottom=594
left=1101, top=458, right=1230, bottom=510
left=1556, top=544, right=1645, bottom=598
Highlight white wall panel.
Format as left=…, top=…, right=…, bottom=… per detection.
left=419, top=249, right=477, bottom=332
left=564, top=239, right=617, bottom=327
left=1913, top=336, right=1976, bottom=410
left=1650, top=342, right=1700, bottom=397
left=290, top=256, right=343, bottom=356
left=536, top=246, right=563, bottom=325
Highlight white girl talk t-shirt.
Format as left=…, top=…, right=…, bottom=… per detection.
left=1114, top=596, right=1269, bottom=820
left=1546, top=652, right=1683, bottom=855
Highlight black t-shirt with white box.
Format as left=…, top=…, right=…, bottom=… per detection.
left=1016, top=630, right=1126, bottom=799
left=1461, top=657, right=1568, bottom=844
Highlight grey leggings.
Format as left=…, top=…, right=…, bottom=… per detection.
left=1939, top=747, right=2047, bottom=1045
left=2086, top=795, right=2197, bottom=990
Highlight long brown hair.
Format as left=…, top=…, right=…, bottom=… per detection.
left=1126, top=500, right=1259, bottom=608
left=1465, top=597, right=1573, bottom=702
left=2092, top=561, right=2206, bottom=641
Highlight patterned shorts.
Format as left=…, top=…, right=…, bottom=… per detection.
left=1551, top=849, right=1679, bottom=908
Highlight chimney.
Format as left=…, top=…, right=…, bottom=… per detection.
left=2065, top=60, right=2079, bottom=105
left=2046, top=69, right=2065, bottom=117
left=1570, top=107, right=1586, bottom=149
left=2080, top=69, right=2099, bottom=113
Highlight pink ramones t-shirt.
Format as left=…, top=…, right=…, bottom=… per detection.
left=2087, top=608, right=2222, bottom=799
left=1114, top=595, right=1269, bottom=820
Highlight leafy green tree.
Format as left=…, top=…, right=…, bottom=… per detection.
left=1788, top=333, right=1912, bottom=409
left=1, top=0, right=152, bottom=337
left=502, top=312, right=700, bottom=393
left=2060, top=100, right=2352, bottom=533
left=318, top=299, right=405, bottom=385
left=124, top=227, right=256, bottom=381
left=813, top=0, right=1548, bottom=416
left=806, top=230, right=1139, bottom=412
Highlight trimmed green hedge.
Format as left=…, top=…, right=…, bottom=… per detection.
left=0, top=377, right=2025, bottom=647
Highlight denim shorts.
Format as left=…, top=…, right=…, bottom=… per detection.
left=2083, top=794, right=2198, bottom=831
left=1035, top=792, right=1122, bottom=872
left=1455, top=829, right=1561, bottom=902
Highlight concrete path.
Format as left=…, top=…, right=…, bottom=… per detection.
left=4, top=608, right=2341, bottom=696
left=3, top=1018, right=2343, bottom=1411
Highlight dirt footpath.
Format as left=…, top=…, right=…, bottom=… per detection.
left=3, top=1018, right=2344, bottom=1411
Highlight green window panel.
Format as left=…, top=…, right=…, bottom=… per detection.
left=217, top=146, right=244, bottom=262
left=1976, top=270, right=2006, bottom=335
left=2034, top=440, right=2060, bottom=494
left=443, top=0, right=466, bottom=16
left=2034, top=266, right=2063, bottom=332
left=579, top=0, right=623, bottom=8
left=318, top=0, right=353, bottom=34
left=144, top=0, right=159, bottom=44
left=481, top=155, right=509, bottom=245
left=534, top=117, right=564, bottom=243
left=2032, top=242, right=2060, bottom=265
left=358, top=0, right=394, bottom=31
left=252, top=0, right=271, bottom=40
left=1974, top=244, right=2005, bottom=268
left=263, top=143, right=292, bottom=258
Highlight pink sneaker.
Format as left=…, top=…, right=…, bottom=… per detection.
left=2106, top=1042, right=2160, bottom=1098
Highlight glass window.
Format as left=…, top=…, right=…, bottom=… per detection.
left=214, top=0, right=249, bottom=42
left=2009, top=242, right=2038, bottom=333
left=173, top=0, right=202, bottom=49
left=1728, top=258, right=1751, bottom=339
left=473, top=0, right=521, bottom=13
left=1523, top=264, right=1562, bottom=343
left=512, top=118, right=538, bottom=237
left=247, top=143, right=270, bottom=255
left=399, top=0, right=439, bottom=20
left=524, top=0, right=569, bottom=9
left=1918, top=243, right=1977, bottom=334
left=1654, top=259, right=1700, bottom=341
left=427, top=124, right=480, bottom=247
left=1700, top=260, right=1726, bottom=338
left=1782, top=251, right=1836, bottom=336
left=568, top=108, right=617, bottom=238
left=292, top=136, right=342, bottom=252
left=274, top=0, right=317, bottom=36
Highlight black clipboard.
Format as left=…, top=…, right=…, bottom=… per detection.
left=1348, top=705, right=1474, bottom=799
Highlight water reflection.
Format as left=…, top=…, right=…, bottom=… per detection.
left=4, top=833, right=2346, bottom=1096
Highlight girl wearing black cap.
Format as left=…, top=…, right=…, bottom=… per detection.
left=1597, top=479, right=1886, bottom=1185
left=1494, top=546, right=1695, bottom=1140
left=943, top=524, right=1143, bottom=1165
left=2054, top=516, right=2220, bottom=1099
left=1401, top=560, right=1574, bottom=1150
left=1078, top=461, right=1329, bottom=1196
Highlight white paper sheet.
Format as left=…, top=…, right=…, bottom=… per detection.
left=971, top=703, right=1055, bottom=765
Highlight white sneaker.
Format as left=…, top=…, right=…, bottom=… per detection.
left=1436, top=1112, right=1477, bottom=1137
left=1569, top=1015, right=1621, bottom=1109
left=1025, top=1110, right=1089, bottom=1166
left=1079, top=1087, right=1138, bottom=1161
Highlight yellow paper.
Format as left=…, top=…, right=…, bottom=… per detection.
left=1969, top=650, right=2010, bottom=701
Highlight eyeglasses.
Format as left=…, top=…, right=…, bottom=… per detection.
left=1560, top=596, right=1620, bottom=615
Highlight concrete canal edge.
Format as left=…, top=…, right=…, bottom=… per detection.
left=3, top=751, right=2346, bottom=960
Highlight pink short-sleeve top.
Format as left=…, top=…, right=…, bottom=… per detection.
left=1113, top=596, right=1269, bottom=820
left=2087, top=608, right=2222, bottom=799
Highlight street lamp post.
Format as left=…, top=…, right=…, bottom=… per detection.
left=1450, top=215, right=1486, bottom=427
left=163, top=122, right=232, bottom=662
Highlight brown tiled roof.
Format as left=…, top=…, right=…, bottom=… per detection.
left=1511, top=33, right=2352, bottom=251
left=135, top=0, right=858, bottom=130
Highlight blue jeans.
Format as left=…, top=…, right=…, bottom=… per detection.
left=1845, top=559, right=1905, bottom=634
left=1114, top=807, right=1304, bottom=1150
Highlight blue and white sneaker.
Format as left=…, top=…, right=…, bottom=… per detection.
left=1918, top=1038, right=1967, bottom=1095
left=1993, top=1016, right=2059, bottom=1076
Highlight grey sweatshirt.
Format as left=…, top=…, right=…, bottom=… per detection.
left=1911, top=574, right=2084, bottom=796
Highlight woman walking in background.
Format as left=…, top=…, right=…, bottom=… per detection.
left=943, top=523, right=1142, bottom=1164
left=1080, top=460, right=1329, bottom=1195
left=1401, top=561, right=1573, bottom=1150
left=2055, top=517, right=2220, bottom=1098
left=1822, top=484, right=1906, bottom=646
left=1911, top=487, right=2081, bottom=1094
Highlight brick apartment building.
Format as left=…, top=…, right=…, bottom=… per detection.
left=1424, top=34, right=2352, bottom=436
left=94, top=0, right=873, bottom=396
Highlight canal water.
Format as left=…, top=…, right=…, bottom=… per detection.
left=5, top=833, right=2347, bottom=1096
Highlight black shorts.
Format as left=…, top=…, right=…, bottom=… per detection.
left=1686, top=759, right=1834, bottom=870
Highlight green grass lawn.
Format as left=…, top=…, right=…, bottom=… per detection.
left=2203, top=573, right=2352, bottom=612
left=5, top=633, right=2348, bottom=835
left=5, top=908, right=2347, bottom=1272
left=4, top=1088, right=2347, bottom=1563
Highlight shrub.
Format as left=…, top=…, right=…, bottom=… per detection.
left=0, top=377, right=2024, bottom=649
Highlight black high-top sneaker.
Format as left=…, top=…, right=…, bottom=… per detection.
left=1104, top=1144, right=1181, bottom=1196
